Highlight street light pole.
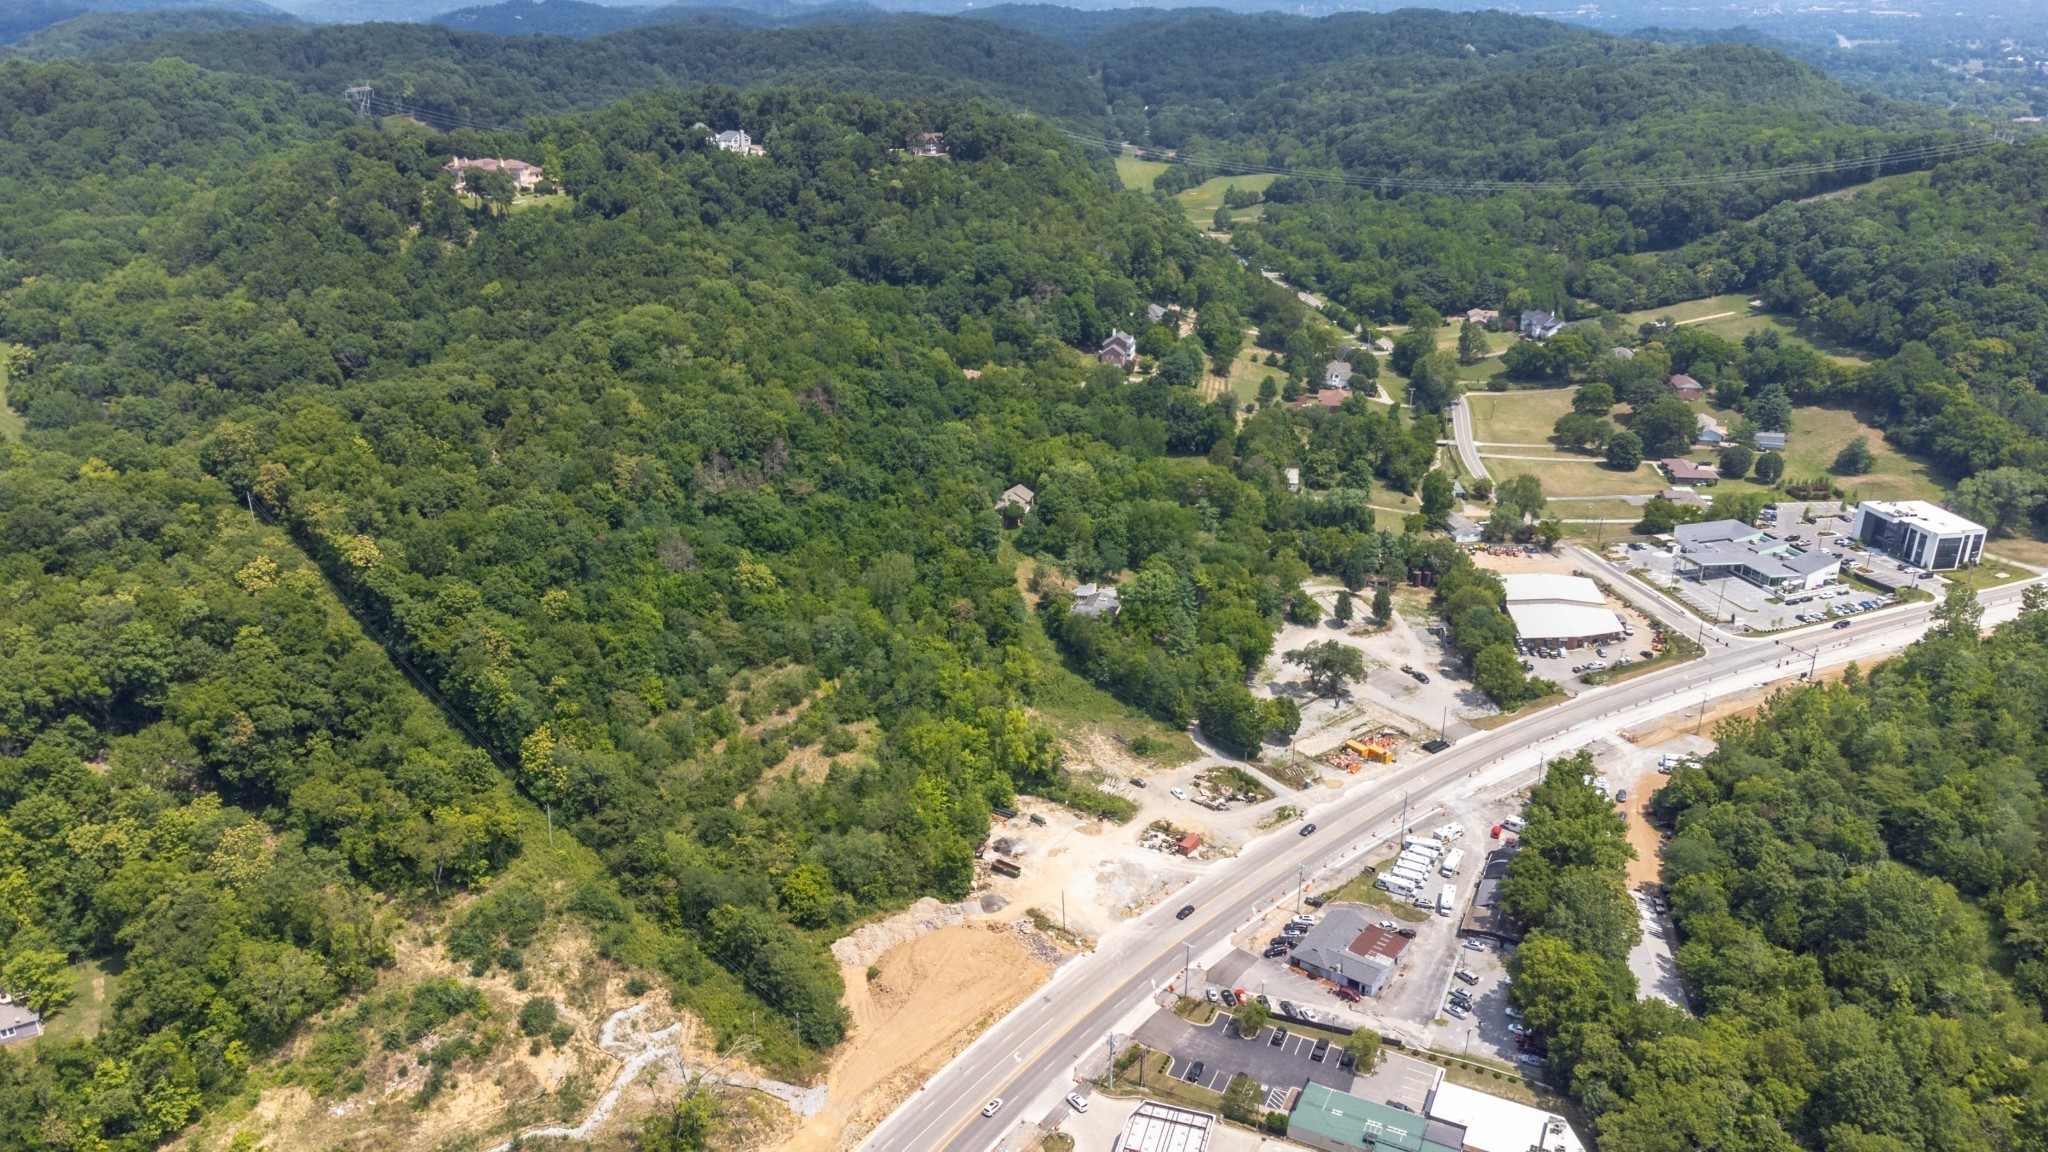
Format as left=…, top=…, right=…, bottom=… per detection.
left=1295, top=862, right=1306, bottom=914
left=1183, top=941, right=1192, bottom=999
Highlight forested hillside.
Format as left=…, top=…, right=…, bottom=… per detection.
left=1505, top=592, right=2048, bottom=1150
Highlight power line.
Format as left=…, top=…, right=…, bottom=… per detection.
left=1062, top=127, right=2013, bottom=194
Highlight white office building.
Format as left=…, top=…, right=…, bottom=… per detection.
left=1849, top=500, right=1986, bottom=570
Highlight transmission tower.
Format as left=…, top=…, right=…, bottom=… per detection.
left=346, top=85, right=374, bottom=119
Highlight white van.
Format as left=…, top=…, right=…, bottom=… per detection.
left=1434, top=822, right=1465, bottom=842
left=1500, top=815, right=1527, bottom=833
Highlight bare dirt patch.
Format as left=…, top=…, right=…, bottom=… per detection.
left=773, top=923, right=1052, bottom=1152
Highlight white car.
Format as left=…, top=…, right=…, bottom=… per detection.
left=1066, top=1093, right=1089, bottom=1113
left=982, top=1099, right=1003, bottom=1118
left=1508, top=1022, right=1530, bottom=1035
left=1171, top=787, right=1188, bottom=800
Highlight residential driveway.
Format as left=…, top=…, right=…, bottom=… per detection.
left=1156, top=1014, right=1357, bottom=1095
left=1629, top=888, right=1688, bottom=1010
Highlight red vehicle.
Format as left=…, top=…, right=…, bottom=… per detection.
left=1490, top=824, right=1503, bottom=839
left=1236, top=989, right=1251, bottom=1004
left=1335, top=987, right=1362, bottom=1003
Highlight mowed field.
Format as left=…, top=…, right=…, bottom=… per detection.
left=1622, top=293, right=1869, bottom=366
left=1176, top=172, right=1278, bottom=228
left=1708, top=404, right=1948, bottom=504
left=0, top=354, right=23, bottom=441
left=1466, top=388, right=1576, bottom=445
left=1116, top=154, right=1170, bottom=191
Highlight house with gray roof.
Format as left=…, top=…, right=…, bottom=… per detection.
left=1287, top=906, right=1409, bottom=996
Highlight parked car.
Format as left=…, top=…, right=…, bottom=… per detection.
left=1508, top=1023, right=1530, bottom=1036
left=1270, top=1028, right=1287, bottom=1047
left=1422, top=738, right=1452, bottom=754
left=1518, top=1054, right=1544, bottom=1067
left=1463, top=939, right=1485, bottom=951
left=1263, top=945, right=1289, bottom=959
left=1396, top=927, right=1417, bottom=938
left=1335, top=987, right=1361, bottom=1003
left=1185, top=1061, right=1205, bottom=1082
left=1176, top=904, right=1196, bottom=920
left=1128, top=777, right=1146, bottom=788
left=1170, top=787, right=1188, bottom=800
left=1311, top=1038, right=1330, bottom=1062
left=1066, top=1093, right=1089, bottom=1113
left=1206, top=987, right=1220, bottom=1003
left=1411, top=670, right=1431, bottom=684
left=982, top=1099, right=1004, bottom=1117
left=1279, top=1000, right=1297, bottom=1018
left=1339, top=1049, right=1357, bottom=1070
left=1299, top=822, right=1318, bottom=836
left=1304, top=895, right=1325, bottom=908
left=1444, top=1003, right=1468, bottom=1019
left=1454, top=969, right=1480, bottom=986
left=1220, top=989, right=1237, bottom=1007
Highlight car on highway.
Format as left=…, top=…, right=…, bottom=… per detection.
left=1299, top=822, right=1318, bottom=836
left=1176, top=904, right=1196, bottom=920
left=1834, top=619, right=1853, bottom=629
left=1066, top=1093, right=1088, bottom=1113
left=982, top=1099, right=1003, bottom=1117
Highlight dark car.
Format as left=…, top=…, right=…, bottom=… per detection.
left=1304, top=895, right=1325, bottom=908
left=1422, top=738, right=1452, bottom=754
left=1834, top=619, right=1853, bottom=629
left=1410, top=669, right=1431, bottom=683
left=1339, top=1049, right=1357, bottom=1070
left=1176, top=904, right=1196, bottom=920
left=1220, top=989, right=1238, bottom=1008
left=1311, top=1038, right=1330, bottom=1063
left=1129, top=777, right=1146, bottom=788
left=1263, top=945, right=1290, bottom=958
left=1270, top=1027, right=1288, bottom=1047
left=1395, top=927, right=1417, bottom=938
left=1299, top=822, right=1318, bottom=836
left=1185, top=1061, right=1204, bottom=1082
left=1279, top=1000, right=1298, bottom=1018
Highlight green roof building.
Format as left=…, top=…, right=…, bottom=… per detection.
left=1288, top=1082, right=1463, bottom=1152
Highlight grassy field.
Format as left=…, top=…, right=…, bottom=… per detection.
left=1699, top=404, right=1947, bottom=505
left=1176, top=172, right=1278, bottom=228
left=0, top=352, right=23, bottom=441
left=1201, top=344, right=1286, bottom=407
left=1112, top=1049, right=1227, bottom=1112
left=36, top=959, right=114, bottom=1046
left=1623, top=293, right=1869, bottom=366
left=1116, top=154, right=1170, bottom=192
left=1480, top=457, right=1660, bottom=497
left=1467, top=388, right=1575, bottom=445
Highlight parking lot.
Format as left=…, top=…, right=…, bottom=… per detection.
left=1350, top=1050, right=1440, bottom=1111
left=1629, top=886, right=1686, bottom=1008
left=1626, top=541, right=1922, bottom=635
left=1137, top=1012, right=1358, bottom=1096
left=1426, top=937, right=1536, bottom=1069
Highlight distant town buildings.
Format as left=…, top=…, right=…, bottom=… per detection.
left=1286, top=905, right=1409, bottom=996
left=1500, top=573, right=1625, bottom=649
left=1661, top=457, right=1720, bottom=486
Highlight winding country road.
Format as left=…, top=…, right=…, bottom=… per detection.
left=857, top=578, right=2038, bottom=1152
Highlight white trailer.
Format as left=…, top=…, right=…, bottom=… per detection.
left=1389, top=865, right=1428, bottom=888
left=1436, top=888, right=1455, bottom=916
left=1439, top=849, right=1465, bottom=878
left=1403, top=836, right=1444, bottom=856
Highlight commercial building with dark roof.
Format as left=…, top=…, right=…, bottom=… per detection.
left=1287, top=906, right=1409, bottom=996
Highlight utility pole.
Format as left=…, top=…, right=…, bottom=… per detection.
left=1182, top=941, right=1192, bottom=999
left=1694, top=691, right=1709, bottom=736
left=1401, top=789, right=1411, bottom=834
left=1295, top=862, right=1306, bottom=914
left=345, top=85, right=374, bottom=118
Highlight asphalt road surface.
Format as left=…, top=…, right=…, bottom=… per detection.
left=858, top=579, right=2037, bottom=1152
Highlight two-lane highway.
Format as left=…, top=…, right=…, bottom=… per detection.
left=859, top=579, right=2037, bottom=1152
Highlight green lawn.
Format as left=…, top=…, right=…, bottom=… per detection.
left=36, top=959, right=114, bottom=1046
left=0, top=352, right=23, bottom=441
left=1176, top=172, right=1278, bottom=228
left=1622, top=293, right=1868, bottom=366
left=1478, top=457, right=1658, bottom=498
left=1116, top=155, right=1170, bottom=192
left=1321, top=875, right=1433, bottom=922
left=1203, top=344, right=1286, bottom=407
left=1703, top=404, right=1947, bottom=505
left=1466, top=388, right=1576, bottom=445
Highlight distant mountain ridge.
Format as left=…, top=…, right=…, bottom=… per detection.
left=0, top=0, right=286, bottom=45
